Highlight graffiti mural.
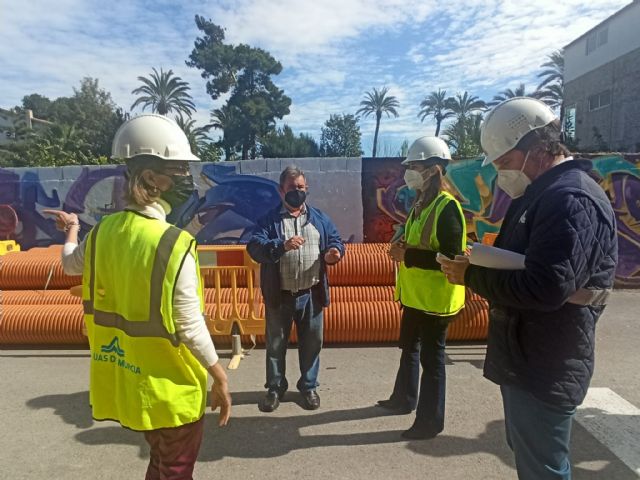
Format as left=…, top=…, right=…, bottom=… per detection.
left=0, top=154, right=638, bottom=287
left=361, top=155, right=640, bottom=288
left=0, top=163, right=281, bottom=249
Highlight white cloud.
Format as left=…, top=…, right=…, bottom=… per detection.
left=0, top=0, right=631, bottom=157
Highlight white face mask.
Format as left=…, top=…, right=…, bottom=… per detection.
left=404, top=169, right=424, bottom=190
left=496, top=151, right=531, bottom=199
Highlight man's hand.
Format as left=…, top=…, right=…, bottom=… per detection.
left=42, top=209, right=79, bottom=232
left=324, top=247, right=341, bottom=265
left=284, top=235, right=305, bottom=251
left=437, top=254, right=470, bottom=285
left=388, top=241, right=407, bottom=263
left=208, top=362, right=231, bottom=427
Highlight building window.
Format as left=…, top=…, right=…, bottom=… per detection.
left=586, top=25, right=608, bottom=55
left=598, top=27, right=608, bottom=47
left=588, top=90, right=611, bottom=111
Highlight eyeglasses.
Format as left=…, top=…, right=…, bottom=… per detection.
left=161, top=164, right=191, bottom=176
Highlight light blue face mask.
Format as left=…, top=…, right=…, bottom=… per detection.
left=496, top=150, right=531, bottom=199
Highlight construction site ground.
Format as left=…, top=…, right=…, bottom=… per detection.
left=1, top=290, right=639, bottom=480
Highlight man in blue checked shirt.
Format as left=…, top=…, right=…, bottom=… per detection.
left=248, top=165, right=344, bottom=413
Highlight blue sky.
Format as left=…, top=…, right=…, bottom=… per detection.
left=0, top=0, right=630, bottom=156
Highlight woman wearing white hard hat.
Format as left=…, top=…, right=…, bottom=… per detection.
left=377, top=136, right=466, bottom=439
left=45, top=114, right=231, bottom=479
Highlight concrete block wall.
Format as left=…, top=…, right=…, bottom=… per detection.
left=223, top=157, right=363, bottom=242
left=0, top=157, right=364, bottom=249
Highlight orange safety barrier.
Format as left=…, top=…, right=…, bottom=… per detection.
left=198, top=246, right=264, bottom=336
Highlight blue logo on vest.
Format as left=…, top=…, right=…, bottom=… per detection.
left=93, top=336, right=141, bottom=374
left=100, top=336, right=125, bottom=356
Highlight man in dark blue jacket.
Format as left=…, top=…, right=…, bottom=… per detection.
left=248, top=165, right=344, bottom=413
left=438, top=98, right=617, bottom=480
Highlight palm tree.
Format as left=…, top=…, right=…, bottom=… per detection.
left=487, top=83, right=542, bottom=107
left=443, top=113, right=484, bottom=159
left=446, top=92, right=486, bottom=121
left=209, top=106, right=239, bottom=161
left=131, top=67, right=196, bottom=117
left=175, top=115, right=211, bottom=155
left=418, top=89, right=455, bottom=137
left=355, top=86, right=399, bottom=157
left=536, top=51, right=564, bottom=109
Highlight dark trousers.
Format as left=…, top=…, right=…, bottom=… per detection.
left=390, top=306, right=451, bottom=432
left=501, top=385, right=576, bottom=480
left=265, top=290, right=324, bottom=393
left=143, top=417, right=205, bottom=480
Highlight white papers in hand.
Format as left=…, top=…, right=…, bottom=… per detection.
left=469, top=242, right=525, bottom=270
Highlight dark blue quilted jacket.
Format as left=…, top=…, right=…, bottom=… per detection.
left=465, top=159, right=618, bottom=407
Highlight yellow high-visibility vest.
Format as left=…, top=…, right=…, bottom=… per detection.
left=82, top=210, right=207, bottom=431
left=395, top=191, right=466, bottom=316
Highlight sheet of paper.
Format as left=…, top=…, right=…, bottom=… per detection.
left=469, top=242, right=525, bottom=270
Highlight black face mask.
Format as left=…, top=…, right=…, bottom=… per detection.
left=284, top=189, right=306, bottom=208
left=161, top=174, right=195, bottom=210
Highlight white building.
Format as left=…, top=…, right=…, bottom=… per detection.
left=563, top=0, right=640, bottom=151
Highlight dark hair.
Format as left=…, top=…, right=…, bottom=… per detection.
left=514, top=119, right=570, bottom=157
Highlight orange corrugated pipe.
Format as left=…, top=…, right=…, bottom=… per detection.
left=0, top=289, right=81, bottom=305
left=0, top=304, right=86, bottom=344
left=448, top=299, right=489, bottom=340
left=328, top=253, right=395, bottom=286
left=0, top=244, right=489, bottom=345
left=203, top=286, right=395, bottom=304
left=0, top=247, right=81, bottom=289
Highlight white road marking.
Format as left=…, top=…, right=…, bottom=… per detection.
left=576, top=387, right=640, bottom=475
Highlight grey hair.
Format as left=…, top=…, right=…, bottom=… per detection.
left=279, top=165, right=305, bottom=186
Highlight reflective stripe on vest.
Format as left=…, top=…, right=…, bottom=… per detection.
left=395, top=191, right=466, bottom=316
left=82, top=211, right=207, bottom=431
left=83, top=221, right=183, bottom=346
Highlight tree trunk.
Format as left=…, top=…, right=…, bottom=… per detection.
left=435, top=119, right=441, bottom=137
left=372, top=114, right=381, bottom=158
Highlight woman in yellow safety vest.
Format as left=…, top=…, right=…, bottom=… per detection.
left=45, top=114, right=231, bottom=479
left=377, top=136, right=466, bottom=440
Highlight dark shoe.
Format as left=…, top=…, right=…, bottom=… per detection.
left=301, top=390, right=320, bottom=410
left=376, top=399, right=412, bottom=414
left=277, top=387, right=287, bottom=401
left=258, top=391, right=280, bottom=413
left=401, top=422, right=441, bottom=440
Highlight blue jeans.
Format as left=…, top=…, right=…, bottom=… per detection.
left=265, top=290, right=323, bottom=393
left=501, top=384, right=576, bottom=480
left=390, top=307, right=450, bottom=432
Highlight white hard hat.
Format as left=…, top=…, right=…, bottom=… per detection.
left=111, top=114, right=200, bottom=162
left=480, top=97, right=557, bottom=166
left=401, top=136, right=451, bottom=165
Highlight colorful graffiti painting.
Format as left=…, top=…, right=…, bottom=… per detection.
left=361, top=155, right=640, bottom=288
left=0, top=163, right=280, bottom=249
